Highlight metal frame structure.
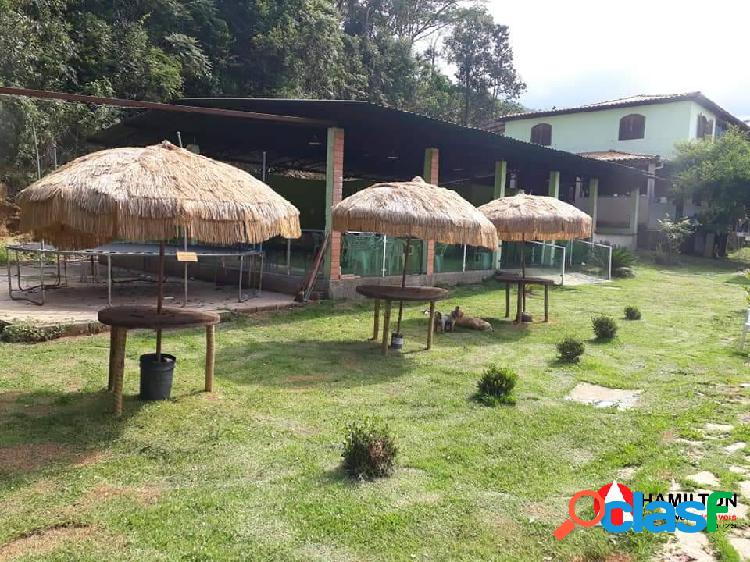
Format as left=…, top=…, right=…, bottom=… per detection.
left=6, top=242, right=264, bottom=306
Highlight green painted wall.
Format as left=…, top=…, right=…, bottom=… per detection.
left=504, top=100, right=716, bottom=160
left=267, top=175, right=370, bottom=230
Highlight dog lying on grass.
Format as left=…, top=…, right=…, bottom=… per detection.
left=432, top=307, right=492, bottom=332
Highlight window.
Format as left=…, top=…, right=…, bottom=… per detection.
left=618, top=114, right=645, bottom=140
left=696, top=114, right=714, bottom=139
left=530, top=123, right=552, bottom=146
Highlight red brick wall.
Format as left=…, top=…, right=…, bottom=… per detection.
left=424, top=148, right=438, bottom=275
left=328, top=128, right=345, bottom=280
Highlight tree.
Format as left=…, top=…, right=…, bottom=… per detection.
left=443, top=6, right=524, bottom=126
left=672, top=128, right=750, bottom=256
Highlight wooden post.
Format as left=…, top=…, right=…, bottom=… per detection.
left=108, top=328, right=117, bottom=392
left=111, top=327, right=127, bottom=417
left=381, top=300, right=392, bottom=355
left=515, top=282, right=522, bottom=323
left=544, top=285, right=549, bottom=322
left=205, top=324, right=215, bottom=392
left=505, top=283, right=510, bottom=318
left=427, top=300, right=435, bottom=350
left=372, top=299, right=380, bottom=340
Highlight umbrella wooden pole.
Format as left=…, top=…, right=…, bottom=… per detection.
left=396, top=237, right=411, bottom=334
left=156, top=241, right=165, bottom=361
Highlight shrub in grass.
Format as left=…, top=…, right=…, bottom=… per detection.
left=611, top=247, right=636, bottom=277
left=556, top=337, right=585, bottom=363
left=342, top=418, right=398, bottom=480
left=1, top=322, right=63, bottom=343
left=624, top=306, right=642, bottom=320
left=592, top=315, right=618, bottom=340
left=476, top=365, right=517, bottom=405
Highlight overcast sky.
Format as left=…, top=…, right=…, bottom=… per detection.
left=486, top=0, right=750, bottom=119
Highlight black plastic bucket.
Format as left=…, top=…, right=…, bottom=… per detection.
left=390, top=333, right=404, bottom=350
left=139, top=354, right=176, bottom=400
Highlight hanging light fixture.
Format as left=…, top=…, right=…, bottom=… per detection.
left=308, top=134, right=322, bottom=146
left=387, top=149, right=399, bottom=160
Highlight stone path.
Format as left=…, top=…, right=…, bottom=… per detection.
left=565, top=382, right=641, bottom=410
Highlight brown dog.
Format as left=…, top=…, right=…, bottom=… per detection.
left=451, top=307, right=493, bottom=331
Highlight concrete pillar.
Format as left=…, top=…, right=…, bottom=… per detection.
left=543, top=170, right=560, bottom=264
left=646, top=162, right=656, bottom=201
left=548, top=170, right=560, bottom=198
left=494, top=160, right=507, bottom=199
left=422, top=148, right=438, bottom=275
left=630, top=186, right=640, bottom=237
left=493, top=161, right=507, bottom=268
left=588, top=177, right=599, bottom=241
left=325, top=127, right=345, bottom=280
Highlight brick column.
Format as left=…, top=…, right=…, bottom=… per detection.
left=325, top=127, right=345, bottom=280
left=422, top=148, right=439, bottom=275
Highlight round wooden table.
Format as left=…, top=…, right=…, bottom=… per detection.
left=98, top=306, right=220, bottom=416
left=355, top=285, right=449, bottom=354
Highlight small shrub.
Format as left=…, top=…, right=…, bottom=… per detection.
left=342, top=418, right=398, bottom=480
left=1, top=322, right=63, bottom=343
left=556, top=337, right=585, bottom=363
left=476, top=365, right=517, bottom=405
left=592, top=315, right=618, bottom=340
left=624, top=306, right=642, bottom=320
left=611, top=247, right=636, bottom=277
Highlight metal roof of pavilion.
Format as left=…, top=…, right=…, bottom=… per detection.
left=93, top=97, right=647, bottom=185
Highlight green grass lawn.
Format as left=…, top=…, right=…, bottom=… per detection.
left=1, top=254, right=749, bottom=561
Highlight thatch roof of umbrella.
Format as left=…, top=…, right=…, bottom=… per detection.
left=332, top=176, right=498, bottom=250
left=17, top=141, right=301, bottom=249
left=478, top=194, right=592, bottom=241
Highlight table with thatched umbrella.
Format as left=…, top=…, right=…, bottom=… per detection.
left=17, top=141, right=301, bottom=415
left=332, top=176, right=497, bottom=353
left=478, top=193, right=592, bottom=323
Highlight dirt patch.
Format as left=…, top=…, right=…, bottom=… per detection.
left=566, top=383, right=641, bottom=410
left=0, top=443, right=71, bottom=472
left=77, top=484, right=162, bottom=508
left=0, top=524, right=94, bottom=562
left=71, top=451, right=109, bottom=468
left=285, top=374, right=330, bottom=385
left=0, top=392, right=54, bottom=418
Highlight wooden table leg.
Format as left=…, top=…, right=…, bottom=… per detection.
left=544, top=285, right=549, bottom=322
left=108, top=328, right=117, bottom=392
left=381, top=300, right=392, bottom=355
left=372, top=299, right=380, bottom=340
left=515, top=282, right=522, bottom=323
left=505, top=283, right=510, bottom=318
left=205, top=324, right=215, bottom=392
left=111, top=327, right=127, bottom=417
left=427, top=300, right=435, bottom=350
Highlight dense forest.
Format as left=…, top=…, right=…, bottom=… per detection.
left=0, top=0, right=525, bottom=193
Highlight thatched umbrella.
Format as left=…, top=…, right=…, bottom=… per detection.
left=479, top=194, right=591, bottom=274
left=479, top=193, right=592, bottom=320
left=332, top=176, right=497, bottom=333
left=17, top=141, right=301, bottom=357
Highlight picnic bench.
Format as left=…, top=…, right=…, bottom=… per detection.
left=495, top=273, right=557, bottom=323
left=98, top=305, right=220, bottom=416
left=355, top=285, right=449, bottom=354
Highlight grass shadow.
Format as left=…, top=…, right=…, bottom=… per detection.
left=214, top=336, right=418, bottom=389
left=0, top=388, right=144, bottom=484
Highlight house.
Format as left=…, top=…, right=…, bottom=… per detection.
left=489, top=92, right=750, bottom=249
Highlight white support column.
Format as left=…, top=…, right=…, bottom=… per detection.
left=493, top=160, right=507, bottom=269
left=630, top=187, right=640, bottom=244
left=588, top=178, right=599, bottom=241
left=543, top=171, right=560, bottom=264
